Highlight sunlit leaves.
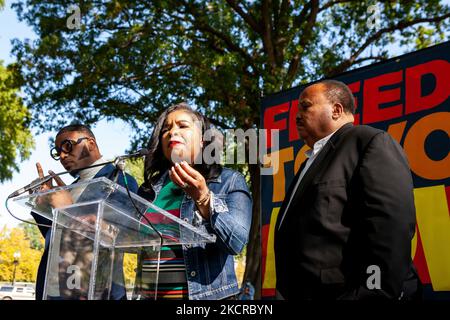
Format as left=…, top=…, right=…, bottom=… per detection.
left=0, top=62, right=34, bottom=182
left=8, top=0, right=449, bottom=148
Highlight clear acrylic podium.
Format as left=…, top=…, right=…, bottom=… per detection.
left=13, top=177, right=216, bottom=300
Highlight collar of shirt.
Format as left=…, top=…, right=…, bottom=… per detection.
left=305, top=130, right=338, bottom=159
left=77, top=156, right=106, bottom=182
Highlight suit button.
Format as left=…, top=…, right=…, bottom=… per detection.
left=190, top=271, right=197, bottom=277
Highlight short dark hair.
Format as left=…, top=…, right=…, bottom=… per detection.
left=317, top=80, right=356, bottom=114
left=56, top=124, right=96, bottom=139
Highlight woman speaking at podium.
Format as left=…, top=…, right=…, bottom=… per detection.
left=135, top=103, right=252, bottom=300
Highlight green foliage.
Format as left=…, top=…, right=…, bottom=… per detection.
left=0, top=62, right=34, bottom=182
left=125, top=158, right=144, bottom=186
left=415, top=25, right=445, bottom=49
left=0, top=226, right=43, bottom=282
left=19, top=222, right=44, bottom=251
left=11, top=1, right=449, bottom=145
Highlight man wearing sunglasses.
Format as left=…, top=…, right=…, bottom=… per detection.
left=31, top=124, right=139, bottom=300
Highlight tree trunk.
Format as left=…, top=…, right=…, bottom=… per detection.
left=243, top=162, right=261, bottom=299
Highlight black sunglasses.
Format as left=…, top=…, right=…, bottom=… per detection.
left=50, top=137, right=90, bottom=160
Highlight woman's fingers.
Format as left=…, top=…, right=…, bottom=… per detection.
left=179, top=161, right=201, bottom=180
left=170, top=162, right=208, bottom=202
left=174, top=162, right=197, bottom=186
left=169, top=166, right=187, bottom=188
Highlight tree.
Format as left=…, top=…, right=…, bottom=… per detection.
left=11, top=0, right=450, bottom=297
left=0, top=0, right=34, bottom=182
left=0, top=62, right=34, bottom=182
left=19, top=221, right=44, bottom=251
left=0, top=226, right=43, bottom=282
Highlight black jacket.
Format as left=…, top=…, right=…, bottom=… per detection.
left=274, top=123, right=420, bottom=300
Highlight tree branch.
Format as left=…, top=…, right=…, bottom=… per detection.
left=277, top=0, right=291, bottom=32
left=298, top=0, right=319, bottom=54
left=319, top=0, right=354, bottom=12
left=329, top=13, right=450, bottom=76
left=195, top=24, right=259, bottom=72
left=262, top=0, right=277, bottom=71
left=284, top=0, right=319, bottom=87
left=273, top=0, right=291, bottom=62
left=293, top=1, right=313, bottom=29
left=181, top=2, right=259, bottom=75
left=225, top=0, right=262, bottom=34
left=208, top=117, right=232, bottom=130
left=351, top=55, right=388, bottom=65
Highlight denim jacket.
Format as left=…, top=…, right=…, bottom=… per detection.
left=138, top=167, right=252, bottom=300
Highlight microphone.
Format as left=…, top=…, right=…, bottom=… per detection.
left=8, top=149, right=149, bottom=199
left=7, top=176, right=54, bottom=199
left=114, top=148, right=149, bottom=161
left=113, top=148, right=149, bottom=169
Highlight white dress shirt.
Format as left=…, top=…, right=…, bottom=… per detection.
left=277, top=130, right=338, bottom=230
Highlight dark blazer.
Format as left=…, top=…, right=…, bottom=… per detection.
left=274, top=123, right=420, bottom=300
left=32, top=164, right=138, bottom=300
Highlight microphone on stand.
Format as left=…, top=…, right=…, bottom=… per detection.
left=7, top=176, right=55, bottom=199
left=111, top=148, right=149, bottom=182
left=110, top=147, right=165, bottom=250
left=7, top=149, right=149, bottom=199
left=114, top=148, right=149, bottom=161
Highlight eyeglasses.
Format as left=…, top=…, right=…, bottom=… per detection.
left=50, top=137, right=90, bottom=160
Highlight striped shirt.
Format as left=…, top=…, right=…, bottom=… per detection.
left=137, top=179, right=188, bottom=300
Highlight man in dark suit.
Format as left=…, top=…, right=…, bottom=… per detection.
left=31, top=124, right=138, bottom=300
left=274, top=80, right=420, bottom=300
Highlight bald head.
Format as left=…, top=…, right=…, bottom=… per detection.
left=296, top=81, right=354, bottom=148
left=319, top=80, right=356, bottom=114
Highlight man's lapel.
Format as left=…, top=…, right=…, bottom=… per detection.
left=275, top=160, right=307, bottom=230
left=289, top=141, right=334, bottom=205
left=277, top=123, right=354, bottom=230
left=276, top=146, right=332, bottom=231
left=94, top=163, right=114, bottom=179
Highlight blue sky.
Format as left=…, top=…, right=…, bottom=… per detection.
left=0, top=0, right=136, bottom=228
